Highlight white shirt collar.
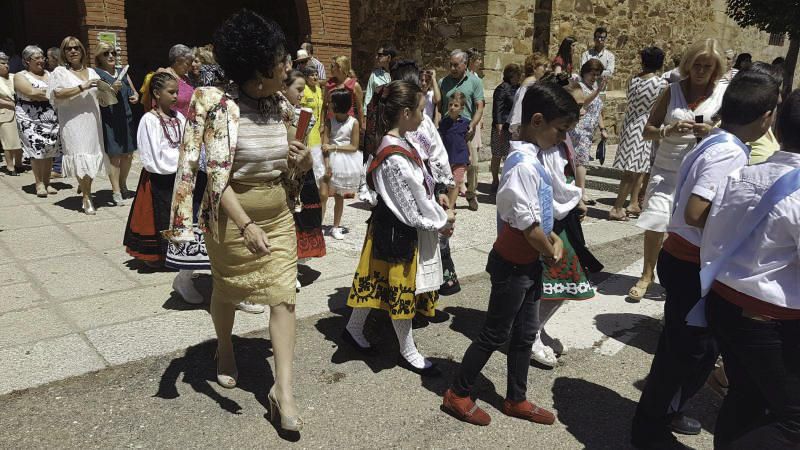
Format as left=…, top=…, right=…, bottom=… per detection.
left=509, top=140, right=540, bottom=157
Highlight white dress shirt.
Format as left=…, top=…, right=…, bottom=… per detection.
left=700, top=151, right=800, bottom=310
left=496, top=141, right=543, bottom=231
left=668, top=130, right=750, bottom=247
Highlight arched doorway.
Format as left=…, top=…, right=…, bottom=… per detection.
left=125, top=0, right=310, bottom=85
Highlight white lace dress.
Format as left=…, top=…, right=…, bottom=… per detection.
left=47, top=67, right=105, bottom=179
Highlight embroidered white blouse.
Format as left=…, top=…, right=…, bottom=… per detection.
left=372, top=135, right=449, bottom=293
left=137, top=111, right=186, bottom=175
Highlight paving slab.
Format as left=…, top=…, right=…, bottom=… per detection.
left=0, top=334, right=106, bottom=395
left=0, top=307, right=75, bottom=348
left=66, top=218, right=128, bottom=252
left=0, top=204, right=49, bottom=231
left=0, top=224, right=86, bottom=261
left=0, top=282, right=45, bottom=314
left=27, top=254, right=138, bottom=301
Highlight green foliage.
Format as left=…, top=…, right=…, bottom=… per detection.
left=726, top=0, right=800, bottom=37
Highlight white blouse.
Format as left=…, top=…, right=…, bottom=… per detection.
left=497, top=141, right=543, bottom=231
left=406, top=114, right=454, bottom=187
left=538, top=142, right=582, bottom=220
left=372, top=135, right=449, bottom=294
left=700, top=151, right=800, bottom=309
left=137, top=111, right=186, bottom=175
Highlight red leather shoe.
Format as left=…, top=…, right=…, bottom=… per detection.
left=501, top=399, right=556, bottom=425
left=441, top=389, right=491, bottom=426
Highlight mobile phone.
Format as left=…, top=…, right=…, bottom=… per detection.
left=694, top=115, right=703, bottom=143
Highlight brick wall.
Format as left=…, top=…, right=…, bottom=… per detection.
left=307, top=0, right=352, bottom=79
left=80, top=0, right=128, bottom=65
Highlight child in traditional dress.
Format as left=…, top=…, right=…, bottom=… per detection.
left=632, top=70, right=780, bottom=449
left=283, top=70, right=326, bottom=290
left=344, top=80, right=455, bottom=375
left=699, top=89, right=800, bottom=449
left=439, top=91, right=470, bottom=211
left=321, top=89, right=361, bottom=240
left=123, top=72, right=202, bottom=303
left=443, top=82, right=578, bottom=426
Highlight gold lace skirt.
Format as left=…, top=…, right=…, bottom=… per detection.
left=206, top=180, right=297, bottom=306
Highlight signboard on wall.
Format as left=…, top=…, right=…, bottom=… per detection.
left=97, top=31, right=117, bottom=49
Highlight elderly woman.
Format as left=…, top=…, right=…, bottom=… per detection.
left=14, top=45, right=60, bottom=193
left=627, top=39, right=727, bottom=301
left=165, top=10, right=312, bottom=432
left=0, top=52, right=23, bottom=175
left=49, top=37, right=105, bottom=214
left=568, top=58, right=608, bottom=205
left=93, top=41, right=138, bottom=205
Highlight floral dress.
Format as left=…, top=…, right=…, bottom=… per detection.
left=568, top=81, right=603, bottom=166
left=15, top=71, right=61, bottom=159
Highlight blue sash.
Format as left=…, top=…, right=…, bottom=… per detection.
left=686, top=167, right=800, bottom=327
left=496, top=149, right=554, bottom=237
left=672, top=130, right=749, bottom=215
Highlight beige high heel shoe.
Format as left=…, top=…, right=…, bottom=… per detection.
left=268, top=386, right=303, bottom=432
left=214, top=349, right=237, bottom=389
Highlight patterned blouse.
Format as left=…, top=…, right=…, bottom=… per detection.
left=165, top=88, right=293, bottom=243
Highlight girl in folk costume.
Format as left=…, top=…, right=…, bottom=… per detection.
left=282, top=70, right=326, bottom=289
left=123, top=72, right=203, bottom=303
left=344, top=80, right=455, bottom=375
left=320, top=89, right=361, bottom=240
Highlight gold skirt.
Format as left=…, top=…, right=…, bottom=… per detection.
left=206, top=180, right=297, bottom=306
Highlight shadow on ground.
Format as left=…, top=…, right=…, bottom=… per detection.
left=155, top=336, right=301, bottom=441
left=553, top=377, right=638, bottom=449
left=595, top=313, right=661, bottom=355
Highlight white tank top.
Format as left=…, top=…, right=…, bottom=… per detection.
left=330, top=115, right=355, bottom=146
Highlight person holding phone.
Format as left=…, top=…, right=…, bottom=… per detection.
left=627, top=39, right=727, bottom=301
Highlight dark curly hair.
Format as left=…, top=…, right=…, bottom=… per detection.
left=212, top=9, right=287, bottom=86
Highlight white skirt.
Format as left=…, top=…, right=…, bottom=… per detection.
left=329, top=149, right=363, bottom=194
left=636, top=164, right=678, bottom=233
left=310, top=145, right=326, bottom=183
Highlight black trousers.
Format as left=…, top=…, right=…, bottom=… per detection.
left=452, top=250, right=542, bottom=402
left=707, top=292, right=800, bottom=449
left=631, top=250, right=719, bottom=445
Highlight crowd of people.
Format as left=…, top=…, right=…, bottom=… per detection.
left=1, top=10, right=798, bottom=448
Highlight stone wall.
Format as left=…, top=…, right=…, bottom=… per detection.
left=349, top=0, right=487, bottom=82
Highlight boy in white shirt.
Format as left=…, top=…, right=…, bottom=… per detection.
left=632, top=71, right=780, bottom=449
left=701, top=89, right=800, bottom=449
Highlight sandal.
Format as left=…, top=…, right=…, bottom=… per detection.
left=626, top=207, right=642, bottom=218
left=628, top=278, right=654, bottom=302
left=608, top=210, right=629, bottom=221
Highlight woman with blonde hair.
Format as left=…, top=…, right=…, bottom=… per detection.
left=193, top=45, right=225, bottom=87
left=93, top=41, right=139, bottom=205
left=49, top=36, right=105, bottom=213
left=627, top=38, right=727, bottom=301
left=323, top=55, right=363, bottom=129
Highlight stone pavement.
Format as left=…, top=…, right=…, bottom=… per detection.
left=0, top=155, right=643, bottom=395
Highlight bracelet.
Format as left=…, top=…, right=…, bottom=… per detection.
left=78, top=85, right=84, bottom=92
left=238, top=220, right=255, bottom=236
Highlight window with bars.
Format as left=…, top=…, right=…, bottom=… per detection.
left=769, top=33, right=786, bottom=46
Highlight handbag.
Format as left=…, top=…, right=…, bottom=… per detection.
left=595, top=138, right=606, bottom=165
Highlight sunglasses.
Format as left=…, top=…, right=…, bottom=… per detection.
left=65, top=45, right=82, bottom=52
left=104, top=51, right=117, bottom=57
left=377, top=51, right=391, bottom=57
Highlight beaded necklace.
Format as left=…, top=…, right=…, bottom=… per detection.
left=153, top=109, right=182, bottom=148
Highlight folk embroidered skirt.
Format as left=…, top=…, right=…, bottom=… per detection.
left=294, top=170, right=326, bottom=259
left=347, top=224, right=438, bottom=320
left=123, top=170, right=173, bottom=262
left=206, top=180, right=297, bottom=306
left=542, top=209, right=603, bottom=300
left=165, top=171, right=210, bottom=270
